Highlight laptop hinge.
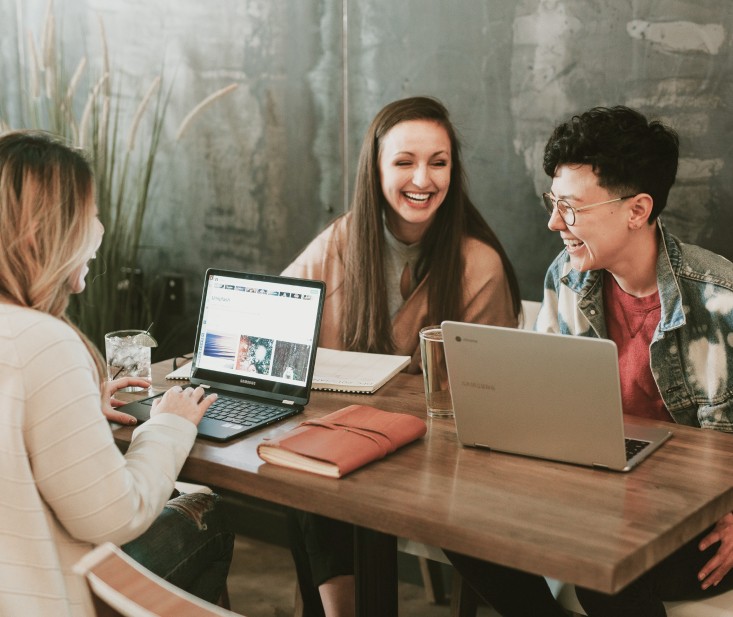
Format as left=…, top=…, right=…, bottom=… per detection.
left=283, top=400, right=295, bottom=406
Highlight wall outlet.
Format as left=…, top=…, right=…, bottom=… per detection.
left=160, top=274, right=185, bottom=315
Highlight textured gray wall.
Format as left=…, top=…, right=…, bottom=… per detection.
left=2, top=0, right=732, bottom=344
left=346, top=0, right=733, bottom=298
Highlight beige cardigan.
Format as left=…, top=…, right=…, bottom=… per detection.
left=282, top=216, right=518, bottom=373
left=0, top=304, right=197, bottom=617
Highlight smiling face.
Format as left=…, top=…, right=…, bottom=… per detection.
left=548, top=164, right=637, bottom=274
left=378, top=119, right=451, bottom=244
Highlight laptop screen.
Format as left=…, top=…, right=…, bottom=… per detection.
left=190, top=269, right=325, bottom=404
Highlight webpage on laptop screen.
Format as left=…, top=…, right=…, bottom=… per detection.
left=195, top=273, right=322, bottom=386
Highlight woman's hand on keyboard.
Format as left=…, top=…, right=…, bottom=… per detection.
left=151, top=385, right=218, bottom=425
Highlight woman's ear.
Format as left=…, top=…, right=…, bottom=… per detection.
left=628, top=193, right=654, bottom=229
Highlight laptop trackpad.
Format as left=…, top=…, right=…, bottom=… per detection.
left=119, top=393, right=162, bottom=423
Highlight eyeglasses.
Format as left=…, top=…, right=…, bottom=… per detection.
left=541, top=193, right=636, bottom=226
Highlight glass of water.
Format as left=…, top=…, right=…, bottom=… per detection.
left=104, top=329, right=155, bottom=391
left=419, top=325, right=454, bottom=418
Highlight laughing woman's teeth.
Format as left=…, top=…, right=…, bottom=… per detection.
left=405, top=192, right=429, bottom=202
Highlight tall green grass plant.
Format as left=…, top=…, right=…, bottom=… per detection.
left=1, top=3, right=235, bottom=348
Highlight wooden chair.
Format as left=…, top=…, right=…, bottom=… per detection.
left=549, top=580, right=733, bottom=617
left=396, top=538, right=478, bottom=617
left=519, top=299, right=541, bottom=330
left=73, top=542, right=241, bottom=617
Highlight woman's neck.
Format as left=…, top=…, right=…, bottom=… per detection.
left=383, top=210, right=429, bottom=245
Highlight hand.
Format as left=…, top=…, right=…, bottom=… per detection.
left=151, top=385, right=217, bottom=426
left=698, top=512, right=733, bottom=589
left=101, top=377, right=151, bottom=425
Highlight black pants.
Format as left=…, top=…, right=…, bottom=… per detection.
left=576, top=525, right=733, bottom=616
left=446, top=524, right=733, bottom=617
left=444, top=550, right=568, bottom=617
left=287, top=509, right=354, bottom=617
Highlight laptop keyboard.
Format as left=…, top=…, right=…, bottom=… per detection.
left=625, top=438, right=650, bottom=461
left=204, top=395, right=290, bottom=427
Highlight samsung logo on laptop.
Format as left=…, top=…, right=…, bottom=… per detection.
left=462, top=380, right=496, bottom=391
left=239, top=378, right=256, bottom=386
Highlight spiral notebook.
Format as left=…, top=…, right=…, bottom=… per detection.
left=311, top=348, right=410, bottom=393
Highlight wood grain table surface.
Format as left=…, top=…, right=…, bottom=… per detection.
left=114, top=358, right=733, bottom=612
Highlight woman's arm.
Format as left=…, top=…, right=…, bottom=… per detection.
left=23, top=318, right=196, bottom=546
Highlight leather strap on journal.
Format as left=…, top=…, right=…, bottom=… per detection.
left=300, top=419, right=394, bottom=456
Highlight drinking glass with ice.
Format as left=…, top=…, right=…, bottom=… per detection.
left=104, top=329, right=157, bottom=391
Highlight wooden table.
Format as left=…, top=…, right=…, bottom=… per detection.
left=114, top=359, right=733, bottom=616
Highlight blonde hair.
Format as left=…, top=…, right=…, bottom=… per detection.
left=0, top=130, right=105, bottom=378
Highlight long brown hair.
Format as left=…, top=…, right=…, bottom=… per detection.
left=342, top=96, right=521, bottom=353
left=0, top=130, right=105, bottom=377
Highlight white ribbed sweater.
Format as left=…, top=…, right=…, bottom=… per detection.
left=0, top=304, right=197, bottom=616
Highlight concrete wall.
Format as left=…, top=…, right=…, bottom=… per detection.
left=2, top=0, right=732, bottom=345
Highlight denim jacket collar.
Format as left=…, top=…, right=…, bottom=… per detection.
left=561, top=220, right=685, bottom=335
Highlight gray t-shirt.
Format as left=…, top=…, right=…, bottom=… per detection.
left=383, top=224, right=421, bottom=318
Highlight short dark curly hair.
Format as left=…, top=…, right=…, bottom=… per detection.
left=543, top=106, right=679, bottom=221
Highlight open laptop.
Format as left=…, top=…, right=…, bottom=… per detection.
left=441, top=321, right=672, bottom=471
left=120, top=269, right=325, bottom=441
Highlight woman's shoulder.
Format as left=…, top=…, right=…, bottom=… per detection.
left=282, top=214, right=351, bottom=276
left=460, top=235, right=504, bottom=270
left=310, top=213, right=351, bottom=246
left=0, top=304, right=82, bottom=358
left=0, top=303, right=74, bottom=335
left=0, top=304, right=88, bottom=372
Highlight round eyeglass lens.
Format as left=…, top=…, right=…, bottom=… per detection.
left=558, top=201, right=575, bottom=225
left=542, top=194, right=556, bottom=216
left=542, top=194, right=575, bottom=224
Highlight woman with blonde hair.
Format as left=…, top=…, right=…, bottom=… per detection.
left=0, top=130, right=233, bottom=616
left=283, top=96, right=521, bottom=616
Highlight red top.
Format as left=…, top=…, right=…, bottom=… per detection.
left=603, top=272, right=670, bottom=421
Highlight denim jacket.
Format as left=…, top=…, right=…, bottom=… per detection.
left=535, top=221, right=733, bottom=432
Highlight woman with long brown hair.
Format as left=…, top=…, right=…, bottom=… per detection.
left=283, top=96, right=521, bottom=616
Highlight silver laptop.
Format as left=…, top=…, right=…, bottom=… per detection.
left=121, top=269, right=325, bottom=441
left=442, top=321, right=672, bottom=472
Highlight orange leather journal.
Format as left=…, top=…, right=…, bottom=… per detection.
left=257, top=404, right=427, bottom=478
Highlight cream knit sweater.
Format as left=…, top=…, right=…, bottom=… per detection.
left=0, top=304, right=197, bottom=616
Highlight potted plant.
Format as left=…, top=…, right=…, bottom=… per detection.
left=0, top=4, right=236, bottom=350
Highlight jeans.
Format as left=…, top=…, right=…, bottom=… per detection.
left=122, top=491, right=234, bottom=604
